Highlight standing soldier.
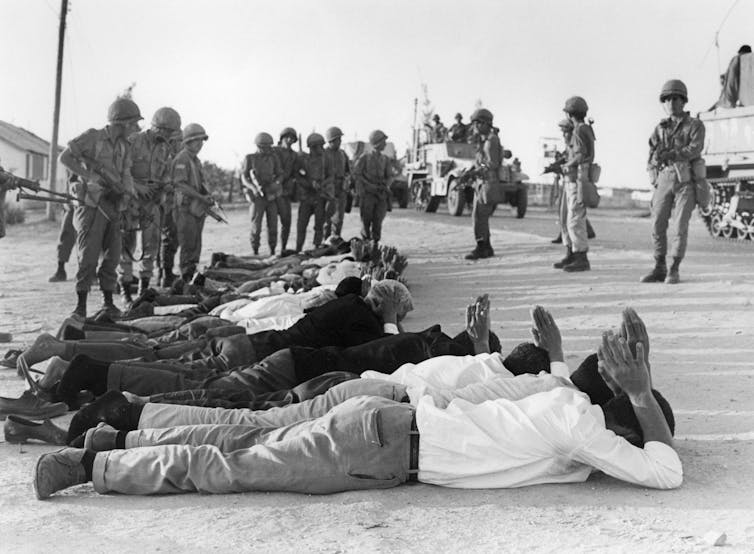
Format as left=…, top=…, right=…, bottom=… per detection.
left=465, top=108, right=502, bottom=260
left=172, top=123, right=211, bottom=282
left=117, top=107, right=181, bottom=305
left=295, top=133, right=330, bottom=252
left=553, top=96, right=595, bottom=272
left=273, top=127, right=299, bottom=255
left=323, top=126, right=350, bottom=239
left=59, top=98, right=140, bottom=317
left=448, top=112, right=468, bottom=143
left=641, top=80, right=705, bottom=285
left=241, top=132, right=281, bottom=256
left=159, top=131, right=184, bottom=287
left=353, top=130, right=393, bottom=252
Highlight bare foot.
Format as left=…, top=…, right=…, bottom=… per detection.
left=19, top=333, right=66, bottom=368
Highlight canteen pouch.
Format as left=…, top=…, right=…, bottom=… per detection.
left=589, top=163, right=602, bottom=184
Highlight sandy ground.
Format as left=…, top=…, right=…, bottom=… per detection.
left=1, top=204, right=753, bottom=553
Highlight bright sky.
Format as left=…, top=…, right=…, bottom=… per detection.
left=1, top=0, right=752, bottom=189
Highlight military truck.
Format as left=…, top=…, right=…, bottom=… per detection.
left=343, top=141, right=410, bottom=209
left=405, top=141, right=529, bottom=217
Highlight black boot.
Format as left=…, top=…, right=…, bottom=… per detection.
left=563, top=251, right=591, bottom=272
left=137, top=277, right=150, bottom=296
left=465, top=241, right=487, bottom=260
left=551, top=232, right=563, bottom=244
left=161, top=267, right=177, bottom=288
left=72, top=291, right=87, bottom=318
left=49, top=262, right=67, bottom=283
left=118, top=279, right=133, bottom=309
left=102, top=290, right=122, bottom=319
left=665, top=257, right=681, bottom=284
left=640, top=256, right=667, bottom=283
left=553, top=247, right=574, bottom=269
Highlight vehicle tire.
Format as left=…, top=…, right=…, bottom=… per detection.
left=516, top=187, right=527, bottom=218
left=426, top=195, right=441, bottom=213
left=710, top=214, right=724, bottom=237
left=447, top=181, right=465, bottom=216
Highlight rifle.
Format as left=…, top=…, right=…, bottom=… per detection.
left=543, top=152, right=567, bottom=175
left=206, top=200, right=228, bottom=224
left=78, top=153, right=130, bottom=200
left=1, top=169, right=80, bottom=205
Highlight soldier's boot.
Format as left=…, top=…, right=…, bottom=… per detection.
left=640, top=256, right=667, bottom=283
left=550, top=232, right=563, bottom=244
left=586, top=219, right=596, bottom=239
left=269, top=244, right=277, bottom=256
left=482, top=241, right=495, bottom=258
left=72, top=291, right=87, bottom=318
left=137, top=277, right=150, bottom=296
left=102, top=291, right=122, bottom=319
left=563, top=251, right=591, bottom=272
left=117, top=280, right=133, bottom=310
left=161, top=267, right=177, bottom=288
left=465, top=241, right=488, bottom=261
left=665, top=257, right=681, bottom=285
left=48, top=262, right=67, bottom=283
left=553, top=247, right=574, bottom=269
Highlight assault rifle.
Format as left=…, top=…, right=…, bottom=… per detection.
left=543, top=152, right=567, bottom=175
left=1, top=168, right=79, bottom=205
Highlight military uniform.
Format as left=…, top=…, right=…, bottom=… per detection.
left=560, top=121, right=595, bottom=255
left=323, top=145, right=350, bottom=238
left=172, top=148, right=207, bottom=278
left=242, top=151, right=281, bottom=255
left=273, top=146, right=298, bottom=252
left=353, top=150, right=392, bottom=243
left=470, top=130, right=503, bottom=251
left=296, top=150, right=330, bottom=251
left=119, top=129, right=173, bottom=287
left=160, top=136, right=183, bottom=284
left=448, top=122, right=468, bottom=143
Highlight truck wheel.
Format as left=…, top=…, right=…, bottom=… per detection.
left=516, top=188, right=527, bottom=218
left=426, top=196, right=441, bottom=213
left=447, top=181, right=465, bottom=216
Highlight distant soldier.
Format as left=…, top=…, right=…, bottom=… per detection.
left=59, top=98, right=140, bottom=317
left=172, top=123, right=211, bottom=282
left=464, top=108, right=502, bottom=260
left=642, top=80, right=705, bottom=285
left=117, top=107, right=181, bottom=305
left=296, top=133, right=330, bottom=251
left=323, top=126, right=351, bottom=239
left=241, top=132, right=281, bottom=256
left=273, top=127, right=299, bottom=254
left=448, top=112, right=468, bottom=143
left=425, top=114, right=447, bottom=143
left=353, top=130, right=393, bottom=250
left=0, top=164, right=40, bottom=239
left=552, top=96, right=595, bottom=272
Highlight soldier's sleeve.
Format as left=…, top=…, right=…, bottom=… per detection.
left=121, top=146, right=135, bottom=195
left=647, top=126, right=662, bottom=167
left=567, top=127, right=590, bottom=166
left=172, top=153, right=191, bottom=189
left=486, top=135, right=503, bottom=170
left=66, top=128, right=98, bottom=161
left=676, top=119, right=705, bottom=161
left=352, top=155, right=367, bottom=186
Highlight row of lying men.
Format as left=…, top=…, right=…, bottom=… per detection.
left=1, top=269, right=681, bottom=497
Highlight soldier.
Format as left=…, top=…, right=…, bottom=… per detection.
left=48, top=205, right=76, bottom=282
left=425, top=114, right=447, bottom=143
left=464, top=108, right=502, bottom=260
left=241, top=132, right=281, bottom=256
left=272, top=128, right=299, bottom=255
left=172, top=123, right=212, bottom=282
left=552, top=96, right=595, bottom=272
left=59, top=98, right=140, bottom=318
left=0, top=164, right=40, bottom=239
left=641, top=80, right=705, bottom=285
left=353, top=130, right=393, bottom=251
left=448, top=112, right=468, bottom=143
left=117, top=107, right=181, bottom=305
left=159, top=131, right=184, bottom=287
left=296, top=133, right=330, bottom=252
left=323, top=126, right=351, bottom=239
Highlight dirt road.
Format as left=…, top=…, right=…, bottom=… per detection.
left=1, top=205, right=753, bottom=552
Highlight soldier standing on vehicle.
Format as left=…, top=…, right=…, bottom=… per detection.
left=464, top=108, right=502, bottom=261
left=552, top=96, right=594, bottom=273
left=448, top=113, right=468, bottom=143
left=323, top=126, right=351, bottom=239
left=172, top=123, right=211, bottom=282
left=296, top=133, right=330, bottom=251
left=117, top=107, right=181, bottom=306
left=353, top=130, right=393, bottom=252
left=425, top=114, right=448, bottom=144
left=242, top=132, right=281, bottom=256
left=59, top=98, right=140, bottom=317
left=273, top=127, right=299, bottom=255
left=641, top=80, right=705, bottom=285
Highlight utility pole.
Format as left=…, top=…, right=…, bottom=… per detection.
left=47, top=0, right=69, bottom=220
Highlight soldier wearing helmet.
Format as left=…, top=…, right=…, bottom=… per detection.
left=448, top=113, right=468, bottom=143
left=641, top=79, right=705, bottom=285
left=272, top=127, right=299, bottom=254
left=352, top=130, right=393, bottom=251
left=116, top=107, right=182, bottom=299
left=241, top=132, right=282, bottom=255
left=295, top=133, right=330, bottom=251
left=552, top=96, right=595, bottom=272
left=425, top=114, right=448, bottom=144
left=323, top=126, right=351, bottom=239
left=463, top=107, right=502, bottom=260
left=171, top=123, right=212, bottom=281
left=59, top=97, right=141, bottom=317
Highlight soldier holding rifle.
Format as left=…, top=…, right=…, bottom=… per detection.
left=241, top=132, right=282, bottom=256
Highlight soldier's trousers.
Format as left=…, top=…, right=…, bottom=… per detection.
left=296, top=196, right=326, bottom=251
left=249, top=196, right=278, bottom=254
left=275, top=195, right=292, bottom=250
left=325, top=189, right=347, bottom=238
left=73, top=204, right=121, bottom=293
left=56, top=204, right=76, bottom=264
left=651, top=176, right=696, bottom=260
left=176, top=209, right=205, bottom=278
left=119, top=202, right=161, bottom=281
left=161, top=206, right=178, bottom=276
left=0, top=189, right=6, bottom=239
left=360, top=193, right=387, bottom=242
left=561, top=181, right=588, bottom=252
left=472, top=196, right=497, bottom=244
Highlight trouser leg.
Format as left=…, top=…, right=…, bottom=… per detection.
left=248, top=198, right=265, bottom=252
left=57, top=205, right=76, bottom=264
left=71, top=340, right=156, bottom=362
left=669, top=182, right=696, bottom=260
left=204, top=348, right=298, bottom=393
left=107, top=362, right=207, bottom=395
left=276, top=196, right=292, bottom=250
left=565, top=181, right=588, bottom=252
left=138, top=202, right=160, bottom=280
left=265, top=199, right=279, bottom=253
left=313, top=197, right=327, bottom=246
left=75, top=206, right=117, bottom=292
left=651, top=178, right=675, bottom=259
left=160, top=207, right=178, bottom=276
left=360, top=194, right=376, bottom=240
left=177, top=211, right=204, bottom=277
left=296, top=198, right=314, bottom=251
left=118, top=229, right=136, bottom=283
left=559, top=185, right=570, bottom=248
left=472, top=196, right=496, bottom=243
left=329, top=190, right=347, bottom=237
left=371, top=195, right=387, bottom=242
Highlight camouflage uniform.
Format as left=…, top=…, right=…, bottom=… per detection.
left=353, top=150, right=392, bottom=243
left=273, top=146, right=298, bottom=252
left=323, top=145, right=350, bottom=238
left=242, top=151, right=281, bottom=255
left=172, top=148, right=207, bottom=278
left=296, top=151, right=330, bottom=251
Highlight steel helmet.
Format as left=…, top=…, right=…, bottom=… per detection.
left=368, top=129, right=388, bottom=146
left=182, top=123, right=209, bottom=144
left=470, top=108, right=493, bottom=123
left=151, top=107, right=182, bottom=132
left=306, top=133, right=325, bottom=147
left=659, top=79, right=688, bottom=102
left=107, top=98, right=143, bottom=123
left=432, top=114, right=440, bottom=121
left=563, top=96, right=589, bottom=114
left=558, top=118, right=574, bottom=129
left=454, top=112, right=463, bottom=119
left=254, top=132, right=274, bottom=147
left=279, top=127, right=298, bottom=141
left=325, top=126, right=344, bottom=142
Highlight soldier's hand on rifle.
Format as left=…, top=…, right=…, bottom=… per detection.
left=201, top=194, right=214, bottom=206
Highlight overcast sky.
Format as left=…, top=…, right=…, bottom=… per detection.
left=1, top=0, right=752, bottom=189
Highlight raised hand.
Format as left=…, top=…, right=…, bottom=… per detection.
left=465, top=294, right=490, bottom=349
left=619, top=307, right=650, bottom=371
left=597, top=331, right=651, bottom=401
left=530, top=305, right=563, bottom=362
